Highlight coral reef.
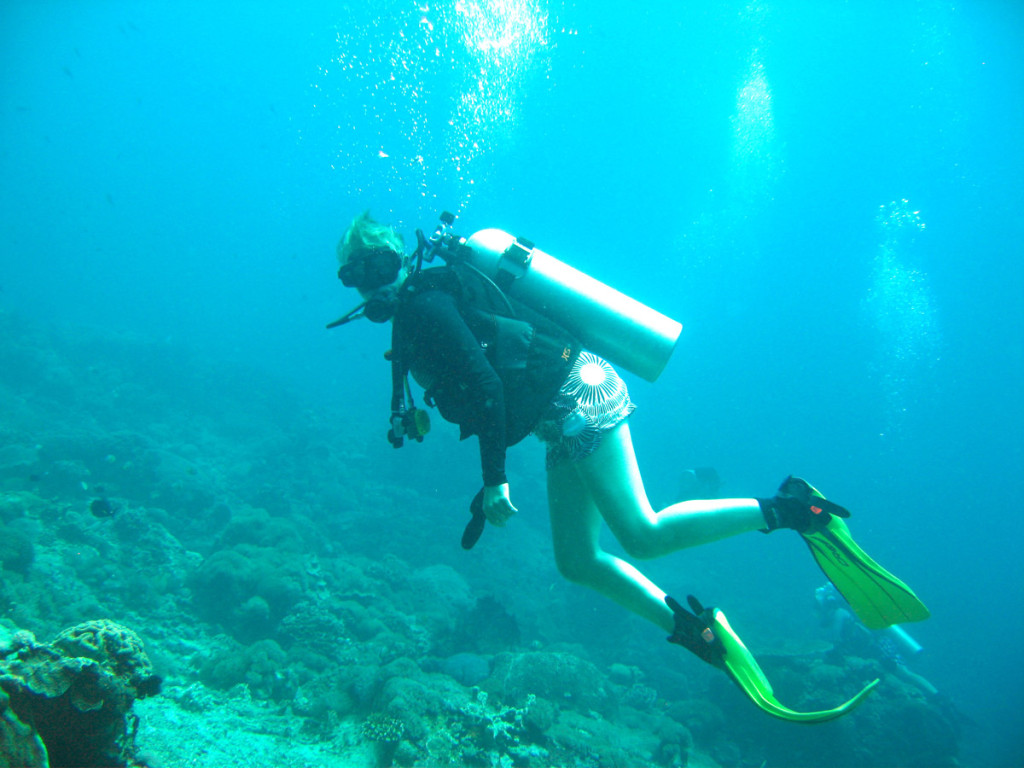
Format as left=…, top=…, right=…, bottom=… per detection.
left=0, top=620, right=161, bottom=768
left=0, top=312, right=966, bottom=768
left=705, top=653, right=960, bottom=768
left=0, top=520, right=34, bottom=574
left=487, top=650, right=611, bottom=714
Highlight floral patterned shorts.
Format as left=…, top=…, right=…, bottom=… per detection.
left=534, top=352, right=635, bottom=468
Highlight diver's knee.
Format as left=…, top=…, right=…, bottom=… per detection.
left=618, top=527, right=664, bottom=560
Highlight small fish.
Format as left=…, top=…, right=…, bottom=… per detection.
left=89, top=498, right=117, bottom=518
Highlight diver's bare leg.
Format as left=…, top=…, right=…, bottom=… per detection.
left=576, top=422, right=765, bottom=559
left=547, top=457, right=676, bottom=632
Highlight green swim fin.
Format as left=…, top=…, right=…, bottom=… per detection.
left=780, top=477, right=930, bottom=630
left=666, top=595, right=878, bottom=722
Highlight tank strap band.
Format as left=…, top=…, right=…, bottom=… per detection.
left=495, top=236, right=534, bottom=294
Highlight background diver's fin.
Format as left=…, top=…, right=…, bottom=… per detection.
left=785, top=478, right=930, bottom=630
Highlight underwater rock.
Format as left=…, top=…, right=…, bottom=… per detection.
left=38, top=458, right=93, bottom=497
left=381, top=690, right=430, bottom=743
left=278, top=600, right=348, bottom=656
left=391, top=739, right=420, bottom=767
left=522, top=694, right=558, bottom=735
left=0, top=492, right=44, bottom=524
left=51, top=620, right=162, bottom=699
left=0, top=443, right=40, bottom=477
left=607, top=661, right=640, bottom=686
left=348, top=662, right=385, bottom=710
left=291, top=668, right=358, bottom=722
left=0, top=685, right=48, bottom=768
left=654, top=718, right=694, bottom=767
left=664, top=697, right=726, bottom=742
left=198, top=637, right=292, bottom=702
left=544, top=708, right=661, bottom=767
left=0, top=520, right=34, bottom=574
left=236, top=595, right=273, bottom=635
left=380, top=676, right=437, bottom=723
left=408, top=564, right=474, bottom=614
left=141, top=448, right=216, bottom=517
left=401, top=564, right=475, bottom=644
left=452, top=595, right=521, bottom=655
left=441, top=651, right=490, bottom=687
left=710, top=653, right=961, bottom=767
left=0, top=619, right=160, bottom=768
left=486, top=650, right=610, bottom=714
left=620, top=681, right=659, bottom=710
left=190, top=544, right=308, bottom=642
left=213, top=505, right=309, bottom=553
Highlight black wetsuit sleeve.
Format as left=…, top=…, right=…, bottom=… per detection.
left=404, top=289, right=508, bottom=487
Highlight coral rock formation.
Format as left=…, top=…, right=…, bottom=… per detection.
left=0, top=620, right=161, bottom=768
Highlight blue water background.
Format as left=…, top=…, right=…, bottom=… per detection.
left=2, top=1, right=1022, bottom=764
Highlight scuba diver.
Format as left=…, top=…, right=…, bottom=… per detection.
left=815, top=583, right=938, bottom=698
left=329, top=210, right=930, bottom=721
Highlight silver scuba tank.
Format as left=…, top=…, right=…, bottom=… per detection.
left=463, top=228, right=682, bottom=382
left=882, top=624, right=924, bottom=657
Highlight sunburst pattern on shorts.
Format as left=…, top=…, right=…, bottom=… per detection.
left=562, top=352, right=630, bottom=426
left=537, top=352, right=635, bottom=468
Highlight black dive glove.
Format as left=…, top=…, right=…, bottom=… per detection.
left=461, top=489, right=486, bottom=550
left=758, top=475, right=851, bottom=533
left=665, top=595, right=726, bottom=669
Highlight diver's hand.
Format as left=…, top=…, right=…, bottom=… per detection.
left=483, top=483, right=517, bottom=527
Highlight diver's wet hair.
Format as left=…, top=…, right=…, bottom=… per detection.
left=337, top=211, right=405, bottom=266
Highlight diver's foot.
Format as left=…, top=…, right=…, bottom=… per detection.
left=758, top=476, right=850, bottom=533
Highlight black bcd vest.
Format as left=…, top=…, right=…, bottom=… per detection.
left=394, top=265, right=580, bottom=446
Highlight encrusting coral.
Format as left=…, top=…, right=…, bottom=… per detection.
left=0, top=619, right=161, bottom=768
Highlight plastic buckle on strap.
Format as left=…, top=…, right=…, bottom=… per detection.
left=503, top=237, right=533, bottom=274
left=495, top=237, right=533, bottom=293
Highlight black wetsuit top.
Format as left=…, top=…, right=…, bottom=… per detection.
left=393, top=267, right=579, bottom=487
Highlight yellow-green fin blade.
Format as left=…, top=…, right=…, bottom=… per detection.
left=801, top=517, right=929, bottom=630
left=714, top=609, right=879, bottom=723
